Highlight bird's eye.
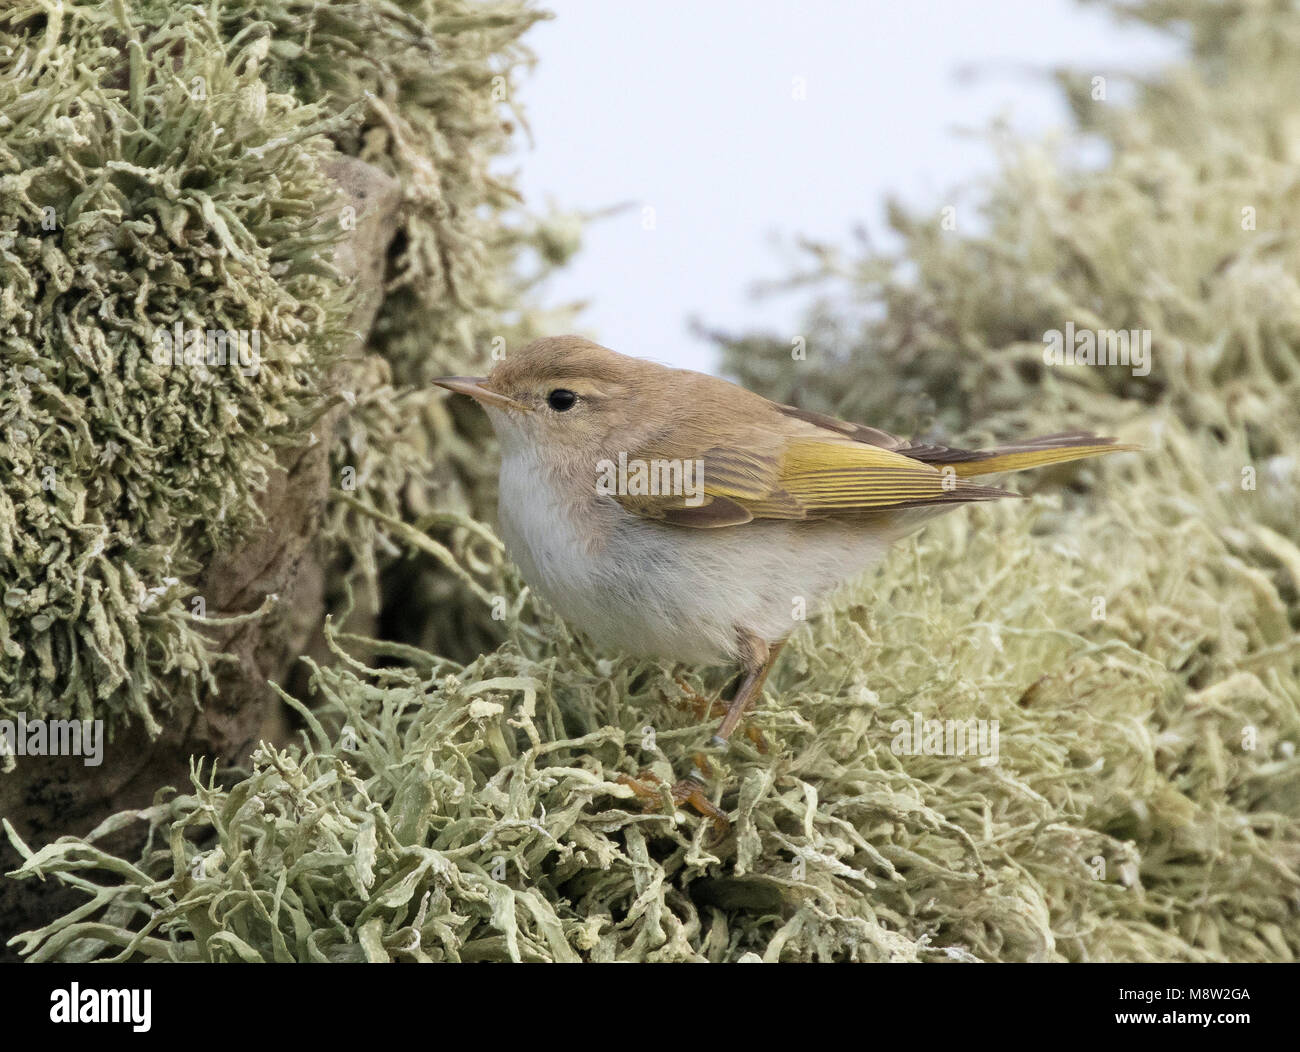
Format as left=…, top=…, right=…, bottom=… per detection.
left=547, top=389, right=577, bottom=412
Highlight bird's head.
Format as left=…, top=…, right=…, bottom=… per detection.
left=434, top=336, right=665, bottom=464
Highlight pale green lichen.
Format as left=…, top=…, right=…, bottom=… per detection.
left=0, top=2, right=352, bottom=725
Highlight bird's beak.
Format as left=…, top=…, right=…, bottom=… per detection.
left=432, top=376, right=529, bottom=412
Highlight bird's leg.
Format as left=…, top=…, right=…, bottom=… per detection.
left=708, top=635, right=786, bottom=748
left=633, top=634, right=786, bottom=830
left=669, top=674, right=768, bottom=751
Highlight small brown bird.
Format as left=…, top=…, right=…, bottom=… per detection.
left=436, top=336, right=1131, bottom=818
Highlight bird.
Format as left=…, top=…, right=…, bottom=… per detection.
left=435, top=335, right=1132, bottom=820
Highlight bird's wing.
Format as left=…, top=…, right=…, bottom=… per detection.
left=776, top=406, right=1129, bottom=476
left=610, top=414, right=1014, bottom=529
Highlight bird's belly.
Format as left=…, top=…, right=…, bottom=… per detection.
left=498, top=462, right=722, bottom=662
left=497, top=454, right=897, bottom=665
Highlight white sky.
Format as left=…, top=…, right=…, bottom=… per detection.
left=509, top=0, right=1181, bottom=373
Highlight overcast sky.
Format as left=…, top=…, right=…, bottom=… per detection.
left=510, top=0, right=1180, bottom=373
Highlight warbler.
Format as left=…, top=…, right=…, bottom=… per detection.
left=435, top=335, right=1131, bottom=816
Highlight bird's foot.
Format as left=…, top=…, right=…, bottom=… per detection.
left=672, top=676, right=721, bottom=721
left=617, top=753, right=729, bottom=835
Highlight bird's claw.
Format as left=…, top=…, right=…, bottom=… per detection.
left=617, top=754, right=730, bottom=835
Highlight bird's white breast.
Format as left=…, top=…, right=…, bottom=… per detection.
left=496, top=446, right=899, bottom=666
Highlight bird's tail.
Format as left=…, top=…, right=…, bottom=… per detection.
left=913, top=431, right=1137, bottom=478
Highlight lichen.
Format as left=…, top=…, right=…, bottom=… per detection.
left=0, top=2, right=352, bottom=725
